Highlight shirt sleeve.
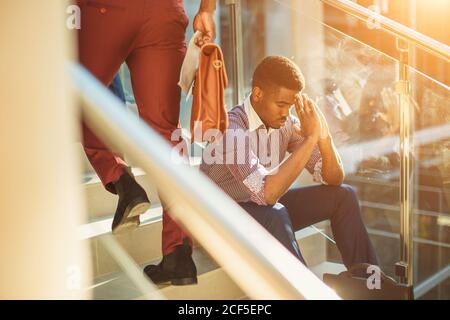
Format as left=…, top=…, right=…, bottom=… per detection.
left=287, top=116, right=327, bottom=184
left=220, top=120, right=269, bottom=205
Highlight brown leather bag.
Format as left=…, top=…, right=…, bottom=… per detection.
left=191, top=43, right=229, bottom=143
left=323, top=263, right=414, bottom=300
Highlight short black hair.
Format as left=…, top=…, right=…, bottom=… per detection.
left=252, top=56, right=305, bottom=92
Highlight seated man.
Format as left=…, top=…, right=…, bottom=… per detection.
left=200, top=56, right=378, bottom=269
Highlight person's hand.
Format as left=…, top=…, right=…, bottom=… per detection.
left=193, top=10, right=216, bottom=47
left=293, top=94, right=321, bottom=143
left=315, top=102, right=331, bottom=140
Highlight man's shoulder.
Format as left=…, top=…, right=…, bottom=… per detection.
left=228, top=104, right=245, bottom=118
left=227, top=104, right=248, bottom=129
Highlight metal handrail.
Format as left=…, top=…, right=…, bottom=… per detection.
left=320, top=0, right=450, bottom=62
left=71, top=63, right=340, bottom=300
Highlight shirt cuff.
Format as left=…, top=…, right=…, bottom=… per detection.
left=313, top=158, right=328, bottom=185
left=243, top=166, right=269, bottom=205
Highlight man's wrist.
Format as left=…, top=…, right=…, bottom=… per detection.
left=199, top=0, right=216, bottom=13
left=198, top=8, right=215, bottom=13
left=305, top=134, right=319, bottom=145
left=318, top=135, right=332, bottom=149
left=319, top=135, right=331, bottom=142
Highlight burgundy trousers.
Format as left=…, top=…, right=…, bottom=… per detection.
left=78, top=0, right=191, bottom=255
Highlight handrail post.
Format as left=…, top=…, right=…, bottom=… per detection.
left=226, top=0, right=245, bottom=105
left=395, top=38, right=414, bottom=287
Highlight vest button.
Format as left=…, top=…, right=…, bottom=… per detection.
left=100, top=7, right=107, bottom=14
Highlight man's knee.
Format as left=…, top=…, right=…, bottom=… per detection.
left=341, top=184, right=358, bottom=198
left=330, top=184, right=360, bottom=212
left=266, top=204, right=291, bottom=231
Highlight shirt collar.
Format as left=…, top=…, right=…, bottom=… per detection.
left=244, top=95, right=273, bottom=134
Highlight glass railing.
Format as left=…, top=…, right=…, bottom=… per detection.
left=409, top=66, right=450, bottom=299
left=236, top=0, right=401, bottom=285
left=233, top=0, right=448, bottom=299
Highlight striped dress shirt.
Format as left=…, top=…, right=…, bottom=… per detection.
left=199, top=96, right=324, bottom=206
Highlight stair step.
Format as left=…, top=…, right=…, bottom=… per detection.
left=89, top=250, right=344, bottom=300
left=83, top=168, right=162, bottom=220
left=157, top=268, right=246, bottom=300
left=86, top=213, right=329, bottom=279
left=81, top=164, right=334, bottom=297
left=79, top=203, right=163, bottom=240
left=88, top=246, right=226, bottom=300
left=89, top=265, right=246, bottom=300
left=88, top=222, right=162, bottom=278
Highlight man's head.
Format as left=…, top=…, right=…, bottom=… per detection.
left=251, top=56, right=305, bottom=129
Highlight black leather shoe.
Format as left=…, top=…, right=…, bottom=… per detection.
left=144, top=239, right=197, bottom=286
left=111, top=167, right=150, bottom=234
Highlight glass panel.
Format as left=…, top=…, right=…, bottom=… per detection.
left=409, top=66, right=450, bottom=299
left=239, top=0, right=449, bottom=299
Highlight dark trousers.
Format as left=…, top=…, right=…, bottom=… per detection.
left=239, top=184, right=378, bottom=269
left=78, top=0, right=190, bottom=255
left=108, top=74, right=126, bottom=104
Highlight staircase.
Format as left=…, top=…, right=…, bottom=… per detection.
left=78, top=147, right=345, bottom=300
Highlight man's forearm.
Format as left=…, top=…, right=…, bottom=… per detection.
left=199, top=0, right=216, bottom=12
left=264, top=137, right=317, bottom=205
left=318, top=136, right=344, bottom=185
